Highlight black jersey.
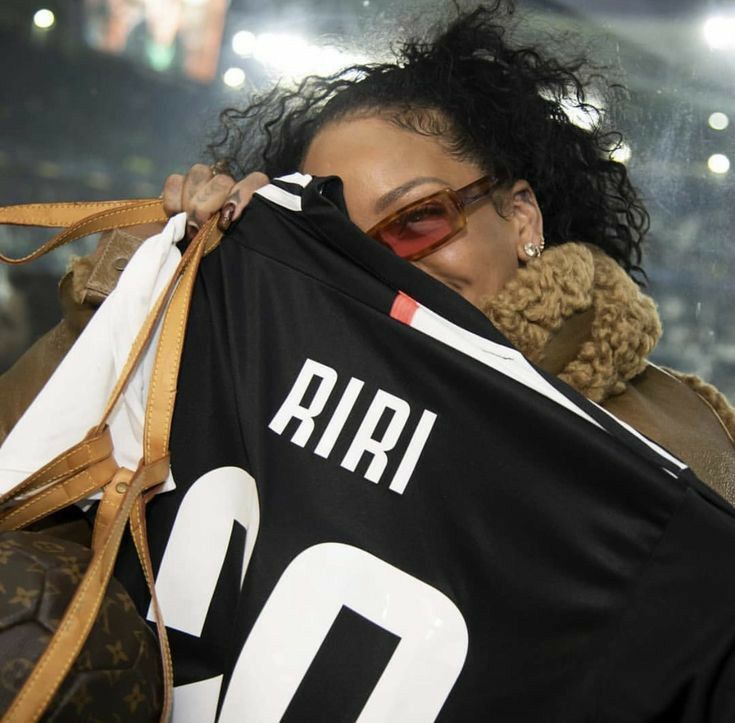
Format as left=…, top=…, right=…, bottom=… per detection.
left=116, top=173, right=735, bottom=722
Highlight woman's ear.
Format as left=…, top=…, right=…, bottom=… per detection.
left=509, top=180, right=544, bottom=262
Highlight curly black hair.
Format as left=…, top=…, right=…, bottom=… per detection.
left=208, top=1, right=649, bottom=277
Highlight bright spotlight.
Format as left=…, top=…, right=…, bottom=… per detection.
left=33, top=9, right=55, bottom=29
left=250, top=32, right=367, bottom=80
left=253, top=32, right=308, bottom=70
left=232, top=30, right=256, bottom=57
left=707, top=153, right=730, bottom=174
left=223, top=67, right=246, bottom=89
left=708, top=112, right=729, bottom=131
left=611, top=143, right=632, bottom=164
left=703, top=15, right=735, bottom=50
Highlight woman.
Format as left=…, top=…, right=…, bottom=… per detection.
left=3, top=3, right=735, bottom=719
left=3, top=3, right=733, bottom=497
left=166, top=3, right=735, bottom=497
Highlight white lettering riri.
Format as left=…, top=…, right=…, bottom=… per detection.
left=268, top=358, right=436, bottom=494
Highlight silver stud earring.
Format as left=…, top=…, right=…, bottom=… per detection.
left=523, top=239, right=543, bottom=258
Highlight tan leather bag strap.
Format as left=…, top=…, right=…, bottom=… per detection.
left=0, top=199, right=162, bottom=227
left=144, top=217, right=214, bottom=460
left=131, top=495, right=175, bottom=718
left=0, top=199, right=167, bottom=264
left=0, top=426, right=114, bottom=508
left=134, top=217, right=222, bottom=720
left=131, top=217, right=222, bottom=721
left=0, top=454, right=119, bottom=531
left=94, top=228, right=203, bottom=434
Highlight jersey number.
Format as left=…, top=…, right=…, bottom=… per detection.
left=150, top=467, right=468, bottom=722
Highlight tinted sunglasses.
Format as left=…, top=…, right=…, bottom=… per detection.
left=366, top=175, right=498, bottom=261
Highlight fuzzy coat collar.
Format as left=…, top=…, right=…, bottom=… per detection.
left=481, top=243, right=662, bottom=404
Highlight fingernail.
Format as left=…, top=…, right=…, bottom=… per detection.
left=218, top=203, right=236, bottom=232
left=186, top=222, right=200, bottom=240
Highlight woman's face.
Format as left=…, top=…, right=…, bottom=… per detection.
left=301, top=115, right=543, bottom=308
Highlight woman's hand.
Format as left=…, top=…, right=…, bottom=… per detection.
left=161, top=164, right=270, bottom=239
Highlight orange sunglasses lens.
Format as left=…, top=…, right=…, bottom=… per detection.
left=371, top=192, right=464, bottom=260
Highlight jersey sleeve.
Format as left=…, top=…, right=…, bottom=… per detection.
left=588, top=486, right=735, bottom=722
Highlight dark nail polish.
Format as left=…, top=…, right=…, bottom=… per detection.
left=218, top=203, right=236, bottom=232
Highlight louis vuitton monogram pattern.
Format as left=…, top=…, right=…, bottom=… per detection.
left=0, top=531, right=162, bottom=722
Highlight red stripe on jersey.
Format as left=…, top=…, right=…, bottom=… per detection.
left=390, top=292, right=419, bottom=325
